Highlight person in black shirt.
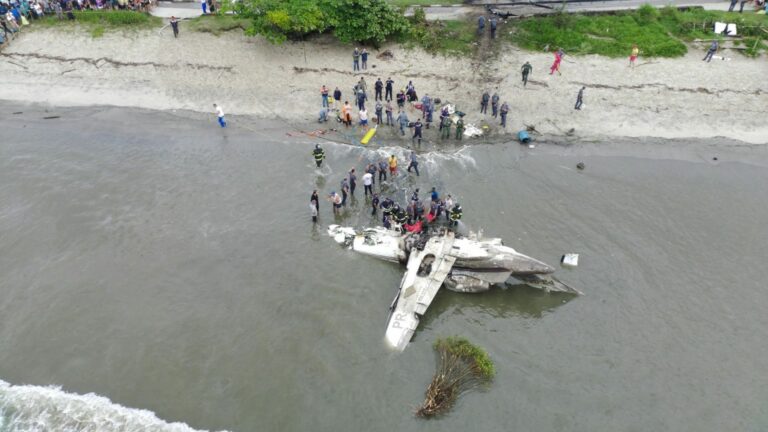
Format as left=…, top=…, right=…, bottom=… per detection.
left=412, top=119, right=423, bottom=147
left=374, top=78, right=383, bottom=101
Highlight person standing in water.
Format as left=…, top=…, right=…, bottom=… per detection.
left=310, top=190, right=320, bottom=214
left=310, top=200, right=318, bottom=223
left=388, top=154, right=398, bottom=177
left=363, top=170, right=373, bottom=197
left=412, top=119, right=423, bottom=147
left=348, top=168, right=357, bottom=197
left=407, top=151, right=420, bottom=177
left=213, top=104, right=226, bottom=127
left=371, top=193, right=380, bottom=216
left=312, top=144, right=325, bottom=168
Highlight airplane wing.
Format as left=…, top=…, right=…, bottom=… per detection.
left=385, top=232, right=457, bottom=351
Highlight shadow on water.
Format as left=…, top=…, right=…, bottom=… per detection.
left=418, top=282, right=577, bottom=330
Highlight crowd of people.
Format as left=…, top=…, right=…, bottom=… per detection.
left=310, top=144, right=463, bottom=232
left=318, top=69, right=504, bottom=145
left=0, top=0, right=154, bottom=47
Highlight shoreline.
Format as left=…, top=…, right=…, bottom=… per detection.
left=1, top=27, right=766, bottom=145
left=5, top=99, right=767, bottom=169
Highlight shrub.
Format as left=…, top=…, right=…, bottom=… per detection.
left=416, top=337, right=494, bottom=417
left=634, top=4, right=659, bottom=25
left=231, top=0, right=408, bottom=45
left=412, top=6, right=427, bottom=25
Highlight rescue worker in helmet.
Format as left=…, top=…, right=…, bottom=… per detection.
left=312, top=144, right=326, bottom=168
left=380, top=197, right=394, bottom=217
left=449, top=203, right=463, bottom=227
left=395, top=206, right=408, bottom=228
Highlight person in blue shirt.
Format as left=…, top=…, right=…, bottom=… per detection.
left=430, top=187, right=438, bottom=202
left=361, top=48, right=369, bottom=70
left=702, top=40, right=718, bottom=62
left=411, top=121, right=423, bottom=149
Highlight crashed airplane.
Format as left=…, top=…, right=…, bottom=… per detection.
left=328, top=225, right=581, bottom=351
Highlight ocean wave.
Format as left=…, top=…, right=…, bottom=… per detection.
left=0, top=379, right=224, bottom=432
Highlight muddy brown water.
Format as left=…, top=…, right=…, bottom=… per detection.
left=1, top=103, right=767, bottom=431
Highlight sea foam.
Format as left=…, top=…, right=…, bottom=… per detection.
left=0, top=379, right=224, bottom=432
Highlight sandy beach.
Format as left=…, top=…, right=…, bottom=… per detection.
left=1, top=26, right=766, bottom=144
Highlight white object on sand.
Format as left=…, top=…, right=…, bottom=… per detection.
left=464, top=124, right=483, bottom=137
left=561, top=253, right=579, bottom=267
left=714, top=22, right=738, bottom=36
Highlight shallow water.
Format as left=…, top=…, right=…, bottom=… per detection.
left=1, top=103, right=767, bottom=432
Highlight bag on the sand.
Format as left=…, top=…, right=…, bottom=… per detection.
left=21, top=16, right=30, bottom=25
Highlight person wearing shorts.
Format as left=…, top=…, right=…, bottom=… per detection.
left=629, top=44, right=639, bottom=68
left=359, top=108, right=368, bottom=130
left=388, top=155, right=397, bottom=177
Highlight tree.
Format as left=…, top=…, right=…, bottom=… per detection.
left=228, top=0, right=408, bottom=45
left=322, top=0, right=409, bottom=46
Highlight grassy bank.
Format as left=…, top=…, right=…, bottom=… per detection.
left=189, top=10, right=477, bottom=55
left=394, top=6, right=477, bottom=55
left=183, top=5, right=766, bottom=58
left=34, top=10, right=161, bottom=38
left=187, top=14, right=251, bottom=35
left=510, top=6, right=768, bottom=57
left=399, top=18, right=476, bottom=55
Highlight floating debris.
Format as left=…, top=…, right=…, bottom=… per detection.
left=561, top=253, right=579, bottom=267
left=416, top=337, right=494, bottom=418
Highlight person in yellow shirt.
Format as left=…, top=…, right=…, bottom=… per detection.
left=629, top=44, right=639, bottom=68
left=388, top=154, right=398, bottom=177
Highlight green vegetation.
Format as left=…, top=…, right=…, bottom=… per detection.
left=399, top=7, right=477, bottom=55
left=657, top=6, right=768, bottom=56
left=387, top=0, right=464, bottom=6
left=90, top=25, right=105, bottom=38
left=209, top=1, right=764, bottom=58
left=417, top=337, right=494, bottom=417
left=187, top=14, right=251, bottom=35
left=228, top=0, right=409, bottom=45
left=35, top=10, right=161, bottom=34
left=510, top=6, right=687, bottom=57
left=510, top=5, right=768, bottom=57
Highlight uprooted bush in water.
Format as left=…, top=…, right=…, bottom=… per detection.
left=416, top=336, right=495, bottom=418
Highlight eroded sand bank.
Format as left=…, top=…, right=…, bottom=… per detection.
left=1, top=27, right=766, bottom=144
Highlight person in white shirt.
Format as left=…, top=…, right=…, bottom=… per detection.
left=358, top=108, right=368, bottom=130
left=444, top=195, right=454, bottom=222
left=362, top=172, right=373, bottom=197
left=213, top=104, right=226, bottom=127
left=201, top=0, right=207, bottom=14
